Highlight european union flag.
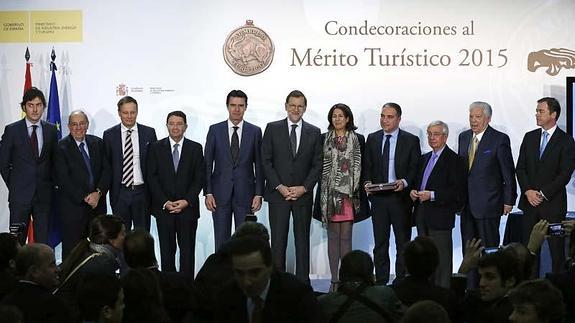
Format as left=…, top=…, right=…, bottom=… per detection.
left=47, top=48, right=62, bottom=249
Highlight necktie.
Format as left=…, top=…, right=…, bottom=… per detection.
left=79, top=142, right=95, bottom=190
left=539, top=131, right=548, bottom=158
left=290, top=124, right=298, bottom=157
left=122, top=129, right=134, bottom=187
left=231, top=126, right=239, bottom=165
left=381, top=134, right=391, bottom=183
left=468, top=135, right=478, bottom=170
left=172, top=143, right=180, bottom=171
left=420, top=152, right=438, bottom=191
left=30, top=125, right=39, bottom=158
left=251, top=296, right=264, bottom=323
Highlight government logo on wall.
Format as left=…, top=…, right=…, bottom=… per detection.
left=223, top=20, right=274, bottom=76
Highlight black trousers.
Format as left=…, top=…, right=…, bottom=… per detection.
left=416, top=208, right=453, bottom=288
left=114, top=186, right=149, bottom=231
left=59, top=200, right=100, bottom=259
left=9, top=196, right=50, bottom=245
left=156, top=210, right=198, bottom=278
left=370, top=193, right=411, bottom=284
left=268, top=202, right=312, bottom=284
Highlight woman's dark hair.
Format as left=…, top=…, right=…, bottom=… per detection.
left=327, top=103, right=357, bottom=131
left=339, top=250, right=374, bottom=285
left=60, top=215, right=124, bottom=280
left=509, top=279, right=565, bottom=323
left=122, top=268, right=170, bottom=323
left=0, top=233, right=19, bottom=271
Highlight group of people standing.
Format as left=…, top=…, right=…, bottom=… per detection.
left=1, top=86, right=574, bottom=287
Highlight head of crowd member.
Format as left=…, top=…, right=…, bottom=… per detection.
left=477, top=250, right=519, bottom=302
left=15, top=244, right=59, bottom=290
left=123, top=229, right=157, bottom=269
left=0, top=305, right=23, bottom=323
left=468, top=101, right=492, bottom=134
left=166, top=110, right=187, bottom=142
left=230, top=221, right=270, bottom=242
left=284, top=90, right=307, bottom=123
left=227, top=237, right=273, bottom=298
left=122, top=268, right=169, bottom=323
left=0, top=233, right=20, bottom=273
left=226, top=90, right=248, bottom=125
left=404, top=236, right=439, bottom=280
left=68, top=110, right=90, bottom=142
left=427, top=121, right=449, bottom=152
left=536, top=97, right=560, bottom=131
left=89, top=215, right=127, bottom=251
left=380, top=102, right=402, bottom=133
left=327, top=103, right=357, bottom=133
left=78, top=274, right=124, bottom=323
left=20, top=87, right=46, bottom=123
left=503, top=243, right=534, bottom=283
left=117, top=96, right=138, bottom=128
left=403, top=300, right=450, bottom=323
left=508, top=279, right=565, bottom=323
left=338, top=250, right=375, bottom=285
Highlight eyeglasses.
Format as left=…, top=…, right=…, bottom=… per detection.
left=69, top=122, right=88, bottom=128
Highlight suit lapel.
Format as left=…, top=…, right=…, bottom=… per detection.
left=220, top=122, right=234, bottom=163
left=114, top=125, right=124, bottom=164
left=39, top=121, right=52, bottom=159
left=394, top=130, right=404, bottom=172
left=18, top=120, right=35, bottom=159
left=162, top=138, right=177, bottom=177
left=86, top=135, right=98, bottom=172
left=540, top=128, right=562, bottom=161
left=239, top=122, right=250, bottom=161
left=177, top=139, right=190, bottom=174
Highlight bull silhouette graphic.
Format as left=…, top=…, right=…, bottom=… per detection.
left=527, top=48, right=575, bottom=76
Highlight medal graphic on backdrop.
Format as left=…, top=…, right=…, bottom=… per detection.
left=223, top=20, right=275, bottom=76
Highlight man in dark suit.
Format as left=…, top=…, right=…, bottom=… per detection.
left=262, top=90, right=322, bottom=284
left=55, top=111, right=110, bottom=258
left=458, top=101, right=517, bottom=249
left=364, top=102, right=420, bottom=284
left=103, top=96, right=157, bottom=231
left=147, top=110, right=204, bottom=278
left=204, top=90, right=264, bottom=251
left=516, top=97, right=575, bottom=273
left=0, top=87, right=58, bottom=244
left=410, top=121, right=465, bottom=287
left=213, top=237, right=322, bottom=323
left=1, top=243, right=72, bottom=323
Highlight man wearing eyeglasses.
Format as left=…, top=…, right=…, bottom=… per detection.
left=55, top=110, right=110, bottom=258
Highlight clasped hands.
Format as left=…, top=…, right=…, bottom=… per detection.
left=409, top=190, right=432, bottom=202
left=277, top=185, right=306, bottom=201
left=164, top=200, right=189, bottom=214
left=84, top=191, right=100, bottom=209
left=525, top=189, right=544, bottom=207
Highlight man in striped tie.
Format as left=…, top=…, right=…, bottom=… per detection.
left=103, top=96, right=157, bottom=231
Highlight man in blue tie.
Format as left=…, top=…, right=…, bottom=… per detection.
left=55, top=111, right=110, bottom=258
left=516, top=97, right=575, bottom=273
left=410, top=121, right=465, bottom=287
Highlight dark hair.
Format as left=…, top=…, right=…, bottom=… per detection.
left=0, top=233, right=19, bottom=271
left=478, top=250, right=519, bottom=286
left=14, top=244, right=50, bottom=278
left=60, top=215, right=124, bottom=279
left=537, top=97, right=561, bottom=120
left=509, top=279, right=565, bottom=323
left=404, top=236, right=439, bottom=279
left=0, top=305, right=23, bottom=323
left=117, top=96, right=138, bottom=111
left=231, top=222, right=270, bottom=242
left=124, top=230, right=157, bottom=268
left=78, top=274, right=122, bottom=321
left=225, top=237, right=272, bottom=267
left=339, top=250, right=374, bottom=284
left=20, top=87, right=46, bottom=109
left=285, top=90, right=307, bottom=106
left=503, top=243, right=534, bottom=282
left=166, top=110, right=187, bottom=124
left=403, top=300, right=450, bottom=323
left=327, top=103, right=358, bottom=131
left=226, top=90, right=248, bottom=106
left=122, top=268, right=169, bottom=323
left=382, top=102, right=402, bottom=117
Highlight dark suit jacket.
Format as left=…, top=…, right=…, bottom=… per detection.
left=412, top=146, right=466, bottom=230
left=458, top=126, right=517, bottom=219
left=516, top=127, right=575, bottom=218
left=262, top=118, right=322, bottom=206
left=312, top=132, right=370, bottom=223
left=55, top=134, right=110, bottom=214
left=204, top=120, right=264, bottom=206
left=102, top=123, right=157, bottom=208
left=147, top=137, right=204, bottom=218
left=363, top=128, right=421, bottom=203
left=0, top=119, right=58, bottom=204
left=214, top=271, right=322, bottom=323
left=1, top=281, right=72, bottom=323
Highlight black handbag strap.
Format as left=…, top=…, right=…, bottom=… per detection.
left=329, top=282, right=395, bottom=323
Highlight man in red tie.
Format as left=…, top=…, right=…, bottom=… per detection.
left=0, top=87, right=58, bottom=244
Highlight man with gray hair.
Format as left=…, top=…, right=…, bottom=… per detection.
left=1, top=243, right=72, bottom=322
left=410, top=121, right=466, bottom=287
left=55, top=110, right=110, bottom=258
left=458, top=102, right=516, bottom=250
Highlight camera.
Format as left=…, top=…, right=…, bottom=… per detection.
left=482, top=247, right=501, bottom=256
left=9, top=222, right=25, bottom=241
left=547, top=223, right=565, bottom=236
left=245, top=214, right=258, bottom=222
